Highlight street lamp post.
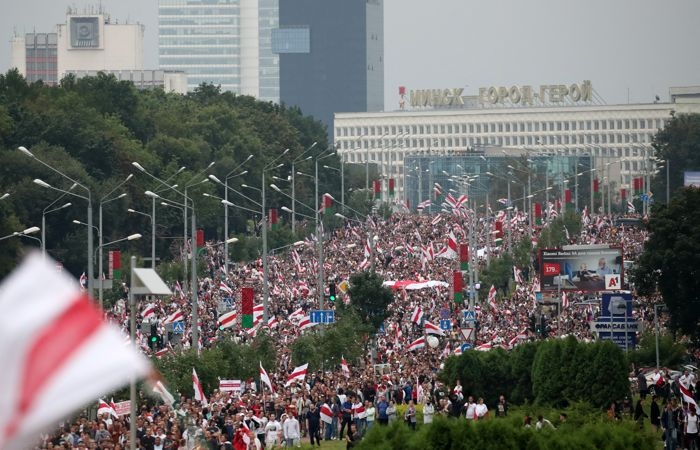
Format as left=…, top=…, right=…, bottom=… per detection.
left=20, top=146, right=94, bottom=297
left=127, top=207, right=155, bottom=268
left=292, top=142, right=317, bottom=234
left=0, top=226, right=41, bottom=242
left=224, top=155, right=253, bottom=273
left=42, top=199, right=72, bottom=258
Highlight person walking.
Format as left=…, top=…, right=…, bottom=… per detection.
left=650, top=396, right=661, bottom=433
left=305, top=403, right=321, bottom=447
left=634, top=398, right=648, bottom=429
left=685, top=405, right=699, bottom=450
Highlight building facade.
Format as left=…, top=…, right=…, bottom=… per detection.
left=158, top=0, right=279, bottom=101
left=275, top=0, right=383, bottom=134
left=10, top=33, right=58, bottom=85
left=335, top=84, right=700, bottom=204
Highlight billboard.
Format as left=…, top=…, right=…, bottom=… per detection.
left=539, top=246, right=623, bottom=292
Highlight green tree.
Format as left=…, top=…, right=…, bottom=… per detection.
left=651, top=113, right=700, bottom=202
left=635, top=187, right=700, bottom=340
left=347, top=270, right=394, bottom=331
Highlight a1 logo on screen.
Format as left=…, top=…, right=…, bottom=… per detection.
left=543, top=263, right=560, bottom=275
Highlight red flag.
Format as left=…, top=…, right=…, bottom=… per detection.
left=192, top=368, right=207, bottom=406
left=341, top=356, right=350, bottom=378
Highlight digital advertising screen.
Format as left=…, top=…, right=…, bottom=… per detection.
left=539, top=246, right=624, bottom=292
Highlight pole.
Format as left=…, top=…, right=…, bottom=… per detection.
left=191, top=206, right=198, bottom=351
left=575, top=154, right=579, bottom=212
left=151, top=196, right=156, bottom=269
left=129, top=256, right=136, bottom=450
left=316, top=159, right=324, bottom=311
left=666, top=159, right=670, bottom=204
left=365, top=141, right=369, bottom=193
left=527, top=172, right=532, bottom=238
left=262, top=172, right=269, bottom=323
left=507, top=181, right=512, bottom=251
left=183, top=187, right=188, bottom=295
left=341, top=159, right=345, bottom=213
left=87, top=197, right=94, bottom=299
left=224, top=177, right=229, bottom=274
left=98, top=203, right=104, bottom=308
left=292, top=164, right=296, bottom=234
left=41, top=213, right=46, bottom=258
left=655, top=304, right=660, bottom=369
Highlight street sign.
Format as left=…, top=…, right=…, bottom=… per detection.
left=310, top=310, right=335, bottom=324
left=439, top=319, right=452, bottom=331
left=172, top=321, right=185, bottom=334
left=601, top=293, right=632, bottom=317
left=460, top=328, right=474, bottom=341
left=461, top=343, right=472, bottom=353
left=463, top=310, right=475, bottom=322
left=589, top=320, right=642, bottom=333
left=439, top=308, right=451, bottom=319
left=377, top=323, right=385, bottom=335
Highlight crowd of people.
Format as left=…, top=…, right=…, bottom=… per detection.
left=38, top=205, right=672, bottom=449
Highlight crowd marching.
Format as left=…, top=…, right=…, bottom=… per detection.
left=38, top=202, right=671, bottom=450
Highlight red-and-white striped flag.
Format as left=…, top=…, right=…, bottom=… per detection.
left=141, top=303, right=156, bottom=321
left=320, top=403, right=333, bottom=424
left=152, top=380, right=176, bottom=406
left=267, top=315, right=279, bottom=329
left=163, top=309, right=183, bottom=325
left=285, top=363, right=308, bottom=386
left=424, top=321, right=445, bottom=336
left=561, top=291, right=569, bottom=309
left=679, top=384, right=698, bottom=409
left=192, top=368, right=208, bottom=406
left=97, top=399, right=118, bottom=418
left=0, top=254, right=150, bottom=450
left=217, top=310, right=237, bottom=330
left=298, top=316, right=316, bottom=331
left=411, top=306, right=424, bottom=324
left=341, top=356, right=350, bottom=378
left=488, top=285, right=498, bottom=312
left=260, top=362, right=274, bottom=393
left=254, top=304, right=264, bottom=320
left=219, top=282, right=233, bottom=296
left=407, top=337, right=426, bottom=352
left=476, top=343, right=492, bottom=351
left=289, top=307, right=304, bottom=321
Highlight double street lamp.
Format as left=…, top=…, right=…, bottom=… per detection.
left=21, top=146, right=94, bottom=297
left=0, top=226, right=41, bottom=242
left=42, top=196, right=72, bottom=258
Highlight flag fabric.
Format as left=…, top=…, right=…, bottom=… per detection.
left=416, top=199, right=431, bottom=211
left=267, top=316, right=279, bottom=329
left=627, top=201, right=636, bottom=213
left=562, top=291, right=569, bottom=309
left=219, top=282, right=233, bottom=296
left=341, top=356, right=350, bottom=378
left=424, top=321, right=445, bottom=336
left=679, top=384, right=698, bottom=409
left=152, top=380, right=176, bottom=406
left=298, top=316, right=316, bottom=331
left=513, top=267, right=523, bottom=285
left=97, top=399, right=118, bottom=418
left=79, top=272, right=87, bottom=291
left=163, top=309, right=183, bottom=325
left=192, top=368, right=208, bottom=406
left=285, top=363, right=309, bottom=386
left=476, top=343, right=492, bottom=351
left=241, top=287, right=254, bottom=329
left=320, top=404, right=334, bottom=424
left=141, top=303, right=156, bottom=321
left=259, top=362, right=275, bottom=393
left=411, top=306, right=424, bottom=325
left=407, top=337, right=426, bottom=352
left=288, top=307, right=304, bottom=321
left=488, top=285, right=498, bottom=312
left=364, top=237, right=372, bottom=259
left=439, top=231, right=458, bottom=259
left=217, top=310, right=237, bottom=330
left=0, top=253, right=151, bottom=450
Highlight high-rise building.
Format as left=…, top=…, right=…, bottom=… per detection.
left=10, top=33, right=58, bottom=85
left=158, top=0, right=279, bottom=102
left=275, top=0, right=384, bottom=135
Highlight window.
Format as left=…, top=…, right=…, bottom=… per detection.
left=271, top=27, right=310, bottom=53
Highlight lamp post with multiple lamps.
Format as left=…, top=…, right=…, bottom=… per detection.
left=42, top=194, right=72, bottom=259
left=20, top=146, right=94, bottom=297
left=222, top=155, right=253, bottom=273
left=291, top=142, right=317, bottom=234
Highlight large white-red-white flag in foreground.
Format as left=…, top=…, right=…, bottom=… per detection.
left=0, top=253, right=150, bottom=450
left=192, top=368, right=208, bottom=406
left=285, top=363, right=308, bottom=386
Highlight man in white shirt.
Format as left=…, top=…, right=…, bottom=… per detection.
left=679, top=370, right=696, bottom=392
left=283, top=413, right=301, bottom=448
left=423, top=400, right=435, bottom=424
left=465, top=396, right=477, bottom=420
left=265, top=413, right=281, bottom=448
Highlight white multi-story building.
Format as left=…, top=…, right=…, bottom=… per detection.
left=158, top=0, right=279, bottom=101
left=334, top=82, right=700, bottom=201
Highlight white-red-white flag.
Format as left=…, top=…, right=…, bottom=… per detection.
left=141, top=303, right=156, bottom=321
left=192, top=368, right=208, bottom=406
left=679, top=384, right=698, bottom=409
left=411, top=306, right=424, bottom=324
left=163, top=309, right=183, bottom=325
left=298, top=316, right=316, bottom=331
left=562, top=291, right=569, bottom=309
left=219, top=282, right=233, bottom=296
left=424, top=320, right=445, bottom=336
left=217, top=310, right=237, bottom=330
left=97, top=399, right=118, bottom=418
left=267, top=316, right=279, bottom=329
left=488, top=285, right=498, bottom=312
left=407, top=337, right=426, bottom=352
left=341, top=356, right=350, bottom=378
left=0, top=253, right=150, bottom=450
left=260, top=362, right=274, bottom=393
left=285, top=363, right=308, bottom=386
left=320, top=403, right=333, bottom=424
left=152, top=380, right=176, bottom=406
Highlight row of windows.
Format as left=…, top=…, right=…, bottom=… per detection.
left=159, top=37, right=240, bottom=46
left=159, top=7, right=238, bottom=15
left=160, top=18, right=238, bottom=26
left=337, top=118, right=667, bottom=138
left=161, top=66, right=241, bottom=76
left=160, top=46, right=237, bottom=55
left=159, top=28, right=238, bottom=36
left=159, top=56, right=240, bottom=65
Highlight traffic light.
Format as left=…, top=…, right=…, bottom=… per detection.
left=329, top=283, right=337, bottom=302
left=149, top=323, right=158, bottom=350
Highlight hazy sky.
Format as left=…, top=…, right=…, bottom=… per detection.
left=2, top=0, right=700, bottom=110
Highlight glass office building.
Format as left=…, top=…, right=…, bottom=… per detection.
left=159, top=0, right=278, bottom=101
